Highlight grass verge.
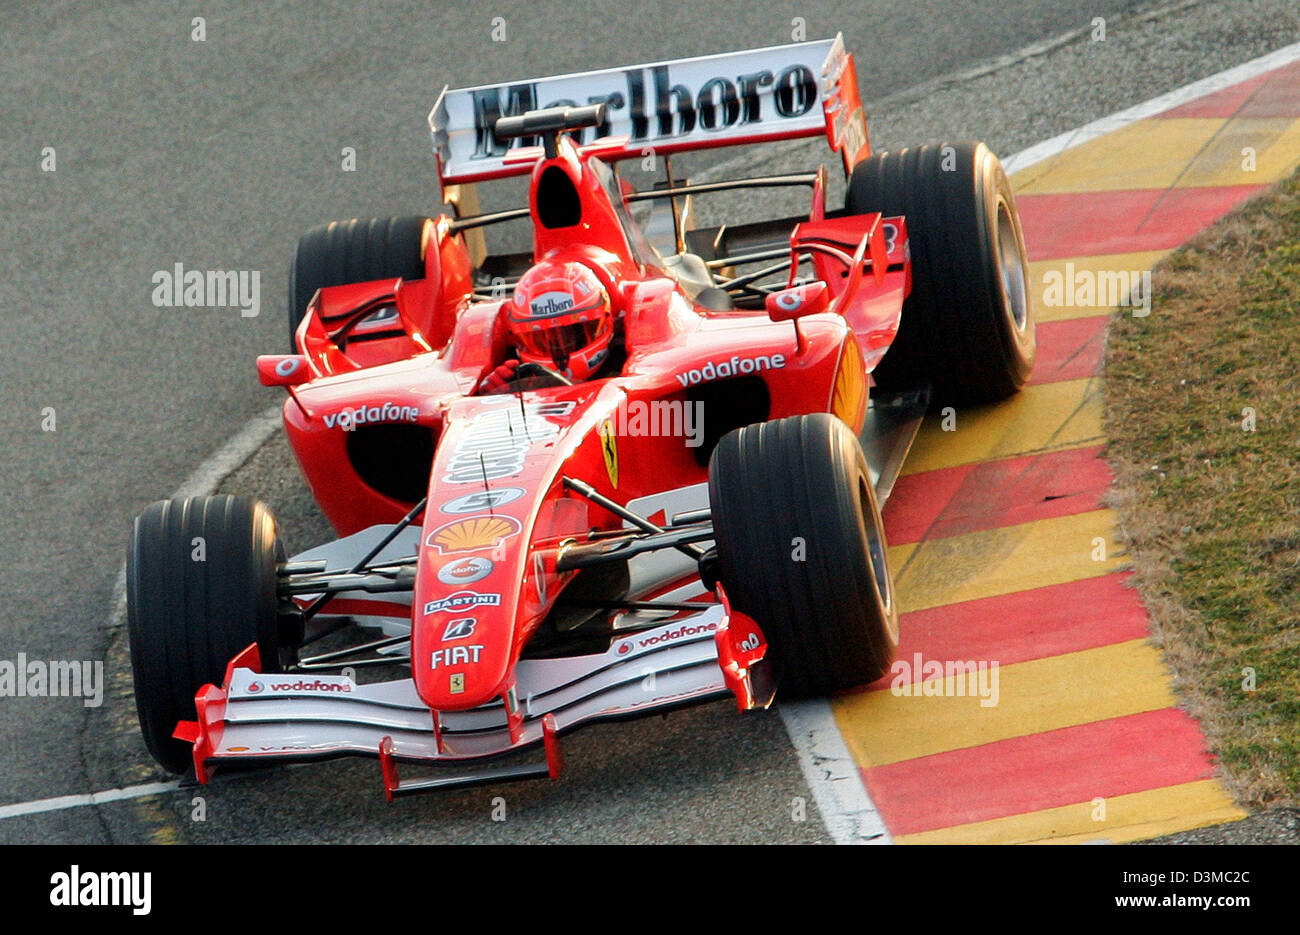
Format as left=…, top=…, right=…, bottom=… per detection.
left=1105, top=166, right=1300, bottom=809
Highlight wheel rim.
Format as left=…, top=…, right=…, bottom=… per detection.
left=996, top=200, right=1029, bottom=332
left=859, top=476, right=897, bottom=641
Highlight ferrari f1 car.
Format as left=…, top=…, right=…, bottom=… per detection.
left=127, top=36, right=1034, bottom=797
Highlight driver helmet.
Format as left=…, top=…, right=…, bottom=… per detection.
left=509, top=259, right=613, bottom=381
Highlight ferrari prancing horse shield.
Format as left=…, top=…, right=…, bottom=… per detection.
left=600, top=418, right=619, bottom=488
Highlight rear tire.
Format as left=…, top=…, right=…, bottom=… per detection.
left=287, top=216, right=433, bottom=350
left=708, top=413, right=898, bottom=698
left=127, top=495, right=286, bottom=773
left=845, top=142, right=1034, bottom=406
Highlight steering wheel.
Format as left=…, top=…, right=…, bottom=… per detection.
left=515, top=362, right=573, bottom=387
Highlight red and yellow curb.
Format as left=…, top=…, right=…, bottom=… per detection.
left=834, top=58, right=1300, bottom=843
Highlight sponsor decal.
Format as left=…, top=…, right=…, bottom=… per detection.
left=832, top=338, right=866, bottom=425
left=881, top=221, right=900, bottom=254
left=437, top=556, right=495, bottom=585
left=739, top=632, right=761, bottom=652
left=675, top=354, right=785, bottom=387
left=352, top=304, right=401, bottom=333
left=775, top=291, right=802, bottom=311
left=445, top=42, right=828, bottom=166
left=441, top=617, right=477, bottom=641
left=439, top=487, right=526, bottom=514
left=430, top=645, right=484, bottom=669
left=322, top=401, right=419, bottom=430
left=528, top=291, right=575, bottom=317
left=443, top=401, right=576, bottom=484
left=423, top=590, right=501, bottom=615
left=449, top=673, right=466, bottom=694
left=599, top=418, right=619, bottom=488
left=617, top=620, right=718, bottom=655
left=426, top=515, right=521, bottom=554
left=532, top=552, right=547, bottom=605
left=246, top=678, right=353, bottom=695
left=274, top=357, right=302, bottom=378
left=228, top=746, right=250, bottom=752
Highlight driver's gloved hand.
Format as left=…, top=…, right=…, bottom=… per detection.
left=478, top=358, right=520, bottom=394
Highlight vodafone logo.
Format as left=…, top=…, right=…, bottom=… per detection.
left=244, top=679, right=351, bottom=695
left=637, top=622, right=718, bottom=648
left=617, top=621, right=718, bottom=656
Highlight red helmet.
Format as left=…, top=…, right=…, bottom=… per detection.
left=509, top=260, right=613, bottom=381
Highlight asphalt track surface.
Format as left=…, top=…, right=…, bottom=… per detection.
left=1, top=0, right=1297, bottom=844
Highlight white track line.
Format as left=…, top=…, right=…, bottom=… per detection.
left=1003, top=39, right=1300, bottom=175
left=779, top=700, right=891, bottom=843
left=0, top=782, right=181, bottom=820
left=10, top=39, right=1300, bottom=829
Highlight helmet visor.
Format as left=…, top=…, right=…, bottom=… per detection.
left=515, top=316, right=608, bottom=362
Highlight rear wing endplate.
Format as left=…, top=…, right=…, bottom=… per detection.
left=429, top=34, right=869, bottom=186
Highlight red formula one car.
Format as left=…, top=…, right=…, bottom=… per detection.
left=127, top=36, right=1034, bottom=796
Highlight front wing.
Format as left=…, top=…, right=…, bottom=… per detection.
left=175, top=601, right=773, bottom=798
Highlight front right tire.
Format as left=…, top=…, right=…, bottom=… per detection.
left=708, top=413, right=898, bottom=698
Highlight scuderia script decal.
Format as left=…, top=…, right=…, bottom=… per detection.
left=443, top=401, right=576, bottom=484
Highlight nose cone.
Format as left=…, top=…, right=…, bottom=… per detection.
left=414, top=514, right=522, bottom=710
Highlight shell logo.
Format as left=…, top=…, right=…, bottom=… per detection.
left=426, top=515, right=522, bottom=554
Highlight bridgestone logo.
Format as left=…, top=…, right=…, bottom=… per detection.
left=443, top=401, right=576, bottom=484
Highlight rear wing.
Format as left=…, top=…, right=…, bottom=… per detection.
left=428, top=34, right=869, bottom=186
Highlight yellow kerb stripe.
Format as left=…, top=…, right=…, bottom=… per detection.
left=894, top=780, right=1246, bottom=844
left=832, top=638, right=1168, bottom=767
left=901, top=378, right=1102, bottom=476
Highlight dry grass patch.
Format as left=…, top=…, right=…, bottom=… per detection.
left=1105, top=167, right=1300, bottom=809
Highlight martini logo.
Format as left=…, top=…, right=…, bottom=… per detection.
left=437, top=556, right=495, bottom=585
left=440, top=487, right=526, bottom=514
left=426, top=515, right=521, bottom=554
left=423, top=591, right=501, bottom=615
left=443, top=401, right=576, bottom=484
